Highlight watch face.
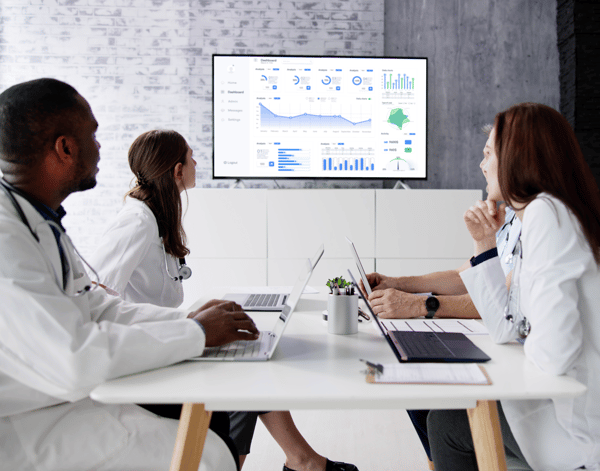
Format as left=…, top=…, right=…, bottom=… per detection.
left=426, top=296, right=440, bottom=311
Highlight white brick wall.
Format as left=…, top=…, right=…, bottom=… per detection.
left=0, top=0, right=384, bottom=255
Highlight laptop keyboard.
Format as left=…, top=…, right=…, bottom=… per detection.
left=246, top=294, right=282, bottom=307
left=393, top=332, right=454, bottom=358
left=200, top=331, right=276, bottom=359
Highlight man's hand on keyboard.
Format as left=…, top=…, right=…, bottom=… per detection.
left=188, top=301, right=260, bottom=347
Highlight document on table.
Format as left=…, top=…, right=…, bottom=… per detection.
left=378, top=318, right=488, bottom=335
left=366, top=363, right=491, bottom=385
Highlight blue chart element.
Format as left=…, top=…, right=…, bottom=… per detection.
left=352, top=76, right=362, bottom=85
left=261, top=75, right=267, bottom=81
left=260, top=103, right=371, bottom=128
left=278, top=148, right=310, bottom=172
left=322, top=158, right=375, bottom=171
left=322, top=76, right=331, bottom=85
left=293, top=75, right=300, bottom=85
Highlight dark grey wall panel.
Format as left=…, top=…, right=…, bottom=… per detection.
left=383, top=0, right=560, bottom=192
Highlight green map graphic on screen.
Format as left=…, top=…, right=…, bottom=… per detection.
left=388, top=108, right=410, bottom=130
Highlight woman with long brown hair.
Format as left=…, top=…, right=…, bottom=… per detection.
left=427, top=103, right=600, bottom=470
left=91, top=130, right=358, bottom=471
left=90, top=129, right=194, bottom=306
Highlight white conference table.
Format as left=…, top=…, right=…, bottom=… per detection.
left=91, top=288, right=586, bottom=471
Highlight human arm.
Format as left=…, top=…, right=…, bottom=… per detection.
left=363, top=264, right=470, bottom=297
left=519, top=198, right=585, bottom=374
left=461, top=197, right=586, bottom=373
left=0, top=215, right=252, bottom=403
left=367, top=289, right=480, bottom=319
left=363, top=260, right=477, bottom=318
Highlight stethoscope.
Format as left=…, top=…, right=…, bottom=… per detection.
left=503, top=232, right=531, bottom=339
left=0, top=179, right=100, bottom=297
left=498, top=212, right=518, bottom=267
left=162, top=243, right=192, bottom=282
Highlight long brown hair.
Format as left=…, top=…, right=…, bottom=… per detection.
left=495, top=102, right=600, bottom=263
left=126, top=130, right=190, bottom=258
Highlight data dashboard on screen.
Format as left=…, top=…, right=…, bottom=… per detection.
left=212, top=54, right=428, bottom=180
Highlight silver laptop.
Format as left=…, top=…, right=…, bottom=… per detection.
left=345, top=236, right=372, bottom=295
left=192, top=245, right=324, bottom=361
left=224, top=291, right=288, bottom=311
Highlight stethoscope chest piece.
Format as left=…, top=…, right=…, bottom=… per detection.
left=162, top=241, right=192, bottom=282
left=504, top=238, right=531, bottom=339
left=178, top=262, right=192, bottom=280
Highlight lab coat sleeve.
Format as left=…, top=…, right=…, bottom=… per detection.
left=90, top=205, right=156, bottom=297
left=87, top=287, right=191, bottom=324
left=519, top=198, right=586, bottom=375
left=460, top=258, right=518, bottom=344
left=0, top=221, right=205, bottom=403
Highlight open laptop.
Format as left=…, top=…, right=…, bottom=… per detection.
left=224, top=246, right=323, bottom=311
left=347, top=269, right=490, bottom=363
left=345, top=236, right=372, bottom=295
left=191, top=245, right=324, bottom=361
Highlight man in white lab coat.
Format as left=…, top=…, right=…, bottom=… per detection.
left=0, top=78, right=259, bottom=471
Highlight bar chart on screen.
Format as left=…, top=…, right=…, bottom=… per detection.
left=321, top=145, right=376, bottom=172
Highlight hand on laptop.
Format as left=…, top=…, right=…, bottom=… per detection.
left=368, top=289, right=424, bottom=319
left=194, top=298, right=231, bottom=311
left=188, top=301, right=260, bottom=347
left=363, top=272, right=400, bottom=292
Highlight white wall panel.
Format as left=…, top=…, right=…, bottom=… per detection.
left=268, top=190, right=375, bottom=259
left=375, top=258, right=469, bottom=278
left=268, top=258, right=375, bottom=289
left=184, top=189, right=267, bottom=259
left=375, top=189, right=481, bottom=259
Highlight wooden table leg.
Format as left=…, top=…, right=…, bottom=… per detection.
left=170, top=403, right=212, bottom=471
left=467, top=400, right=507, bottom=471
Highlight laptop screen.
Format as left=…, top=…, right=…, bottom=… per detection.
left=345, top=237, right=372, bottom=295
left=273, top=244, right=324, bottom=336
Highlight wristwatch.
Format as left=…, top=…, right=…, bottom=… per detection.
left=425, top=295, right=440, bottom=319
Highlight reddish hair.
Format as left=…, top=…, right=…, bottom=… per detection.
left=494, top=102, right=600, bottom=263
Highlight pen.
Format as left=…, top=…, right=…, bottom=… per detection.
left=360, top=359, right=384, bottom=374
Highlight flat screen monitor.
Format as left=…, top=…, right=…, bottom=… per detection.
left=212, top=54, right=428, bottom=180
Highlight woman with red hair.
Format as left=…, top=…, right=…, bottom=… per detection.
left=428, top=103, right=600, bottom=470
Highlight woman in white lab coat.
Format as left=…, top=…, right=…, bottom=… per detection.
left=427, top=103, right=600, bottom=470
left=90, top=129, right=195, bottom=308
left=91, top=130, right=358, bottom=471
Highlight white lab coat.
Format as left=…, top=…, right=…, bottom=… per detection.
left=89, top=197, right=184, bottom=308
left=461, top=193, right=600, bottom=470
left=0, top=191, right=235, bottom=471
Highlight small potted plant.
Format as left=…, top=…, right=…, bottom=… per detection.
left=325, top=276, right=358, bottom=334
left=326, top=276, right=355, bottom=295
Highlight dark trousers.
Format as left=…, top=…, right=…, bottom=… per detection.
left=425, top=402, right=528, bottom=471
left=228, top=411, right=270, bottom=455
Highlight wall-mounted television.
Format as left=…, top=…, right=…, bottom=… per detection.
left=212, top=54, right=428, bottom=180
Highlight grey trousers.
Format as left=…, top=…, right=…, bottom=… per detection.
left=427, top=402, right=529, bottom=471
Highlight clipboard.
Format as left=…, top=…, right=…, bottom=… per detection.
left=364, top=362, right=492, bottom=386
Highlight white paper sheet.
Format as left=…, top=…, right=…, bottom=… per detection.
left=371, top=363, right=490, bottom=385
left=378, top=318, right=489, bottom=335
